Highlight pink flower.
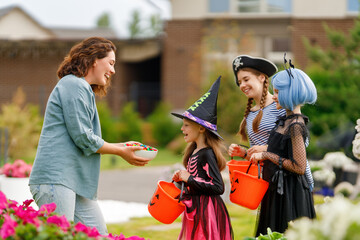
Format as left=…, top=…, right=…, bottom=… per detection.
left=0, top=191, right=8, bottom=210
left=126, top=236, right=147, bottom=240
left=13, top=204, right=40, bottom=226
left=22, top=199, right=34, bottom=208
left=87, top=226, right=100, bottom=238
left=106, top=233, right=126, bottom=240
left=74, top=222, right=89, bottom=234
left=39, top=202, right=57, bottom=215
left=0, top=214, right=18, bottom=239
left=0, top=159, right=32, bottom=178
left=74, top=222, right=101, bottom=238
left=47, top=215, right=71, bottom=232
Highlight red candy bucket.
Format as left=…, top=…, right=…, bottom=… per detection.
left=148, top=181, right=185, bottom=224
left=229, top=163, right=269, bottom=210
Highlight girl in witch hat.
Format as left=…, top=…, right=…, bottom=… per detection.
left=227, top=55, right=314, bottom=191
left=250, top=55, right=317, bottom=236
left=171, top=76, right=234, bottom=240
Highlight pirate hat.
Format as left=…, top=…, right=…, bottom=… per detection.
left=171, top=76, right=223, bottom=140
left=232, top=55, right=278, bottom=86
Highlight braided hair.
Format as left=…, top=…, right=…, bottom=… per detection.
left=238, top=68, right=270, bottom=141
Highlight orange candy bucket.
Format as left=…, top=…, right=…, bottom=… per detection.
left=227, top=159, right=258, bottom=181
left=148, top=181, right=185, bottom=224
left=229, top=163, right=269, bottom=210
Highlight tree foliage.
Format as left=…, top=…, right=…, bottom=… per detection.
left=303, top=19, right=360, bottom=158
left=204, top=62, right=248, bottom=145
left=97, top=12, right=111, bottom=28
left=0, top=88, right=42, bottom=160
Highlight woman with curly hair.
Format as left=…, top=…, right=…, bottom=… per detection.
left=29, top=37, right=149, bottom=234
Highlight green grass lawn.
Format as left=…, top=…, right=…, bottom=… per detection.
left=107, top=203, right=258, bottom=240
left=107, top=195, right=326, bottom=240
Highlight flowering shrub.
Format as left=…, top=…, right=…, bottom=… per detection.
left=353, top=119, right=360, bottom=160
left=285, top=196, right=360, bottom=240
left=322, top=152, right=353, bottom=169
left=0, top=191, right=146, bottom=240
left=312, top=168, right=336, bottom=187
left=0, top=159, right=32, bottom=178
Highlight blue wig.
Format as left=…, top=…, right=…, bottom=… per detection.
left=272, top=68, right=317, bottom=111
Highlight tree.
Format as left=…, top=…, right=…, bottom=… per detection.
left=97, top=12, right=111, bottom=28
left=149, top=14, right=162, bottom=36
left=303, top=18, right=360, bottom=158
left=128, top=10, right=142, bottom=38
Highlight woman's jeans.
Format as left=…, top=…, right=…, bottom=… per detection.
left=29, top=184, right=108, bottom=235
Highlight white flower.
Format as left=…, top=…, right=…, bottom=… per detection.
left=313, top=168, right=336, bottom=186
left=353, top=133, right=360, bottom=160
left=322, top=151, right=353, bottom=169
left=353, top=119, right=360, bottom=159
left=285, top=196, right=360, bottom=239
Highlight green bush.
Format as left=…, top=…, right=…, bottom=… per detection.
left=0, top=88, right=42, bottom=160
left=147, top=102, right=181, bottom=148
left=97, top=100, right=119, bottom=143
left=117, top=102, right=143, bottom=142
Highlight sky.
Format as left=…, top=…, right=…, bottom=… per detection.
left=0, top=0, right=171, bottom=37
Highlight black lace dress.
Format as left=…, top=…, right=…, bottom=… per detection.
left=255, top=114, right=316, bottom=236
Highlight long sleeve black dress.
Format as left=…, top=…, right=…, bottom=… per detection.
left=255, top=114, right=316, bottom=236
left=178, top=147, right=233, bottom=240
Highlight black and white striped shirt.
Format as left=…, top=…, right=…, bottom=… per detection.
left=246, top=102, right=285, bottom=147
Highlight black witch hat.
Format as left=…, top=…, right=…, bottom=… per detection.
left=171, top=76, right=223, bottom=140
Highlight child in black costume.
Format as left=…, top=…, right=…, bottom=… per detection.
left=250, top=58, right=317, bottom=236
left=171, top=77, right=233, bottom=240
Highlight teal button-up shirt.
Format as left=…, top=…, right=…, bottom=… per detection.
left=29, top=75, right=105, bottom=200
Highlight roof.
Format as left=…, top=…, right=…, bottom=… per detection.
left=51, top=27, right=118, bottom=40
left=0, top=5, right=119, bottom=40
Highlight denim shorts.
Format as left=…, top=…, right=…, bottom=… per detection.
left=29, top=184, right=108, bottom=235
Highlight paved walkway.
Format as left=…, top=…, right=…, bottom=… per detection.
left=98, top=165, right=231, bottom=204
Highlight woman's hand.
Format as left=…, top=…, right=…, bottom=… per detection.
left=247, top=145, right=267, bottom=156
left=250, top=152, right=265, bottom=164
left=97, top=142, right=150, bottom=166
left=172, top=170, right=190, bottom=183
left=120, top=144, right=150, bottom=166
left=228, top=143, right=247, bottom=158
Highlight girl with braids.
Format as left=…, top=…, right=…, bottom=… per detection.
left=250, top=61, right=317, bottom=236
left=172, top=77, right=233, bottom=240
left=29, top=37, right=149, bottom=234
left=228, top=55, right=285, bottom=160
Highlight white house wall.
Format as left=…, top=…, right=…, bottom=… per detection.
left=0, top=8, right=53, bottom=40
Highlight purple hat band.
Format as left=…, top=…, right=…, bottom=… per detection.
left=183, top=111, right=217, bottom=131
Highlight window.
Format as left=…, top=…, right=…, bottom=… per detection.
left=237, top=0, right=291, bottom=13
left=272, top=38, right=291, bottom=52
left=209, top=0, right=230, bottom=13
left=348, top=0, right=360, bottom=12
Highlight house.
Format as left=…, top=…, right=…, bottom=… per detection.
left=0, top=5, right=161, bottom=117
left=1, top=1, right=359, bottom=116
left=162, top=0, right=359, bottom=110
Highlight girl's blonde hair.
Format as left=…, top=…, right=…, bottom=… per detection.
left=182, top=128, right=226, bottom=171
left=238, top=68, right=270, bottom=141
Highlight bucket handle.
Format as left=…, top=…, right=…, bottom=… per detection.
left=246, top=162, right=262, bottom=179
left=172, top=181, right=185, bottom=203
